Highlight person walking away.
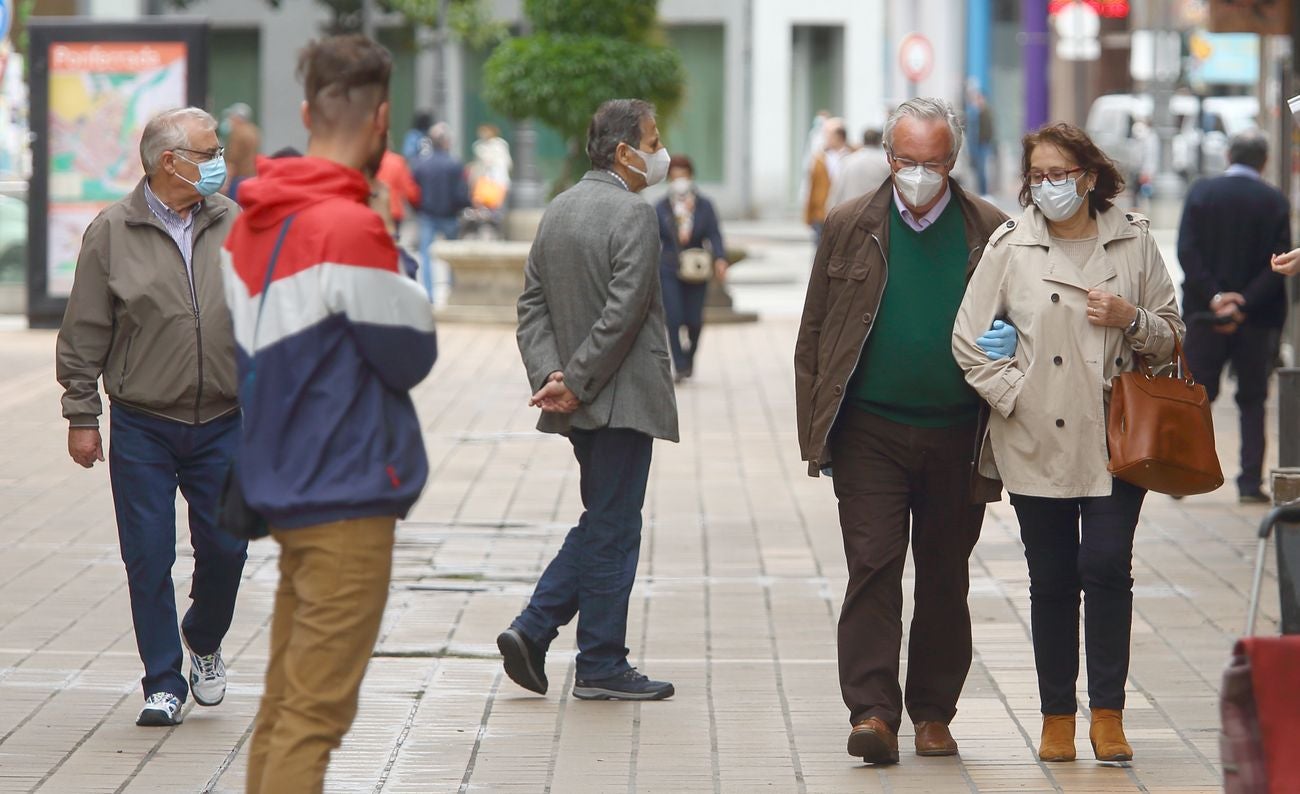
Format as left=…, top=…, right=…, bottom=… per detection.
left=499, top=98, right=679, bottom=702
left=1176, top=130, right=1289, bottom=504
left=953, top=122, right=1183, bottom=764
left=804, top=118, right=848, bottom=245
left=221, top=103, right=261, bottom=203
left=656, top=154, right=728, bottom=382
left=403, top=110, right=434, bottom=162
left=828, top=128, right=892, bottom=210
left=222, top=35, right=438, bottom=794
left=57, top=107, right=246, bottom=727
left=375, top=147, right=421, bottom=239
left=412, top=122, right=470, bottom=302
left=794, top=97, right=1008, bottom=765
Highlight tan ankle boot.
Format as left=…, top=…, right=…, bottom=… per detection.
left=1089, top=708, right=1133, bottom=761
left=1038, top=714, right=1076, bottom=762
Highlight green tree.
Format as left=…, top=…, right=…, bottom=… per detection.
left=482, top=0, right=685, bottom=192
left=163, top=0, right=504, bottom=41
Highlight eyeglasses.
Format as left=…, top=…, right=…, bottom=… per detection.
left=889, top=155, right=950, bottom=171
left=1027, top=167, right=1084, bottom=186
left=174, top=146, right=225, bottom=163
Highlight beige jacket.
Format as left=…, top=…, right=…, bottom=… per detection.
left=56, top=179, right=240, bottom=428
left=952, top=205, right=1183, bottom=498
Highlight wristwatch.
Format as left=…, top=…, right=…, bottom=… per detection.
left=1125, top=310, right=1142, bottom=335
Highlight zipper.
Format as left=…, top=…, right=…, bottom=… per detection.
left=183, top=231, right=203, bottom=425
left=118, top=335, right=133, bottom=393
left=818, top=233, right=890, bottom=459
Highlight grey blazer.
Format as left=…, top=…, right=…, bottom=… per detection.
left=517, top=171, right=680, bottom=442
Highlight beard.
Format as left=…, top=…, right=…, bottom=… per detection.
left=363, top=133, right=387, bottom=177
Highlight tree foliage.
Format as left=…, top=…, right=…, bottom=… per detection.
left=163, top=0, right=503, bottom=41
left=482, top=0, right=685, bottom=189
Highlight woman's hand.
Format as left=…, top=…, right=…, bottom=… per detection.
left=1273, top=248, right=1300, bottom=276
left=1085, top=290, right=1138, bottom=328
left=714, top=258, right=729, bottom=282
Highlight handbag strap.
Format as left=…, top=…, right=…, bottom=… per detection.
left=1133, top=314, right=1191, bottom=384
left=248, top=215, right=296, bottom=383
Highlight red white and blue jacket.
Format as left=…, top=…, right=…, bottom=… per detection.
left=221, top=156, right=438, bottom=529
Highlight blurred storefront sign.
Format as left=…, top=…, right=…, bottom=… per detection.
left=1208, top=0, right=1290, bottom=34
left=1048, top=0, right=1130, bottom=18
left=1188, top=31, right=1260, bottom=85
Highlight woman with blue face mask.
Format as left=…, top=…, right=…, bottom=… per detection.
left=951, top=122, right=1184, bottom=765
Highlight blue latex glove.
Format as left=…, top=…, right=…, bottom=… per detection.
left=976, top=319, right=1017, bottom=360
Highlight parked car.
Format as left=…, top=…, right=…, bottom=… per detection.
left=1085, top=93, right=1259, bottom=182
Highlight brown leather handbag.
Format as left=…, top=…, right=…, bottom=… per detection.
left=1107, top=333, right=1224, bottom=496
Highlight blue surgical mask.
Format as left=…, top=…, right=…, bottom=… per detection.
left=175, top=153, right=228, bottom=197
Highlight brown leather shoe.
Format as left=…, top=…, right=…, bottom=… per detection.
left=1089, top=708, right=1133, bottom=762
left=914, top=721, right=958, bottom=756
left=847, top=717, right=900, bottom=764
left=1039, top=714, right=1077, bottom=762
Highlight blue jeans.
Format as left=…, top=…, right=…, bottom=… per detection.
left=108, top=406, right=248, bottom=701
left=416, top=214, right=460, bottom=302
left=512, top=428, right=653, bottom=680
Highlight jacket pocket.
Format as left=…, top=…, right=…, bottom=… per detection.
left=117, top=335, right=134, bottom=394
left=827, top=257, right=868, bottom=282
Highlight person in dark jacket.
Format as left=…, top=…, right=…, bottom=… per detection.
left=1176, top=130, right=1290, bottom=503
left=411, top=122, right=471, bottom=302
left=656, top=155, right=728, bottom=382
left=222, top=35, right=438, bottom=793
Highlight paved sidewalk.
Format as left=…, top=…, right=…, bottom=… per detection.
left=0, top=318, right=1281, bottom=793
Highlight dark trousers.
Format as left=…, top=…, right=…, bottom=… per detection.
left=1010, top=478, right=1146, bottom=715
left=108, top=406, right=248, bottom=701
left=512, top=427, right=653, bottom=680
left=829, top=408, right=985, bottom=732
left=1183, top=322, right=1278, bottom=495
left=660, top=268, right=708, bottom=374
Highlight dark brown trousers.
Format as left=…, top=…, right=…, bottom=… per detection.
left=829, top=408, right=985, bottom=732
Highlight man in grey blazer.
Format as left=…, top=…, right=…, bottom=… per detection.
left=498, top=98, right=679, bottom=701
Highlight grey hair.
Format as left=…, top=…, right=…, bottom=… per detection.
left=882, top=97, right=964, bottom=166
left=140, top=107, right=217, bottom=175
left=1228, top=129, right=1268, bottom=171
left=429, top=121, right=451, bottom=150
left=586, top=99, right=655, bottom=170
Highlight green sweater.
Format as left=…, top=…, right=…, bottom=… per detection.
left=849, top=201, right=981, bottom=427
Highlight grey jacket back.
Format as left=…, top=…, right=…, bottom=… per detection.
left=516, top=171, right=679, bottom=442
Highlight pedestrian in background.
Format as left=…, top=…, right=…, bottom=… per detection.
left=375, top=147, right=421, bottom=239
left=804, top=118, right=848, bottom=245
left=953, top=121, right=1182, bottom=764
left=222, top=35, right=438, bottom=793
left=412, top=122, right=471, bottom=302
left=221, top=102, right=261, bottom=204
left=56, top=107, right=246, bottom=728
left=794, top=97, right=1007, bottom=765
left=403, top=109, right=434, bottom=162
left=1176, top=130, right=1289, bottom=504
left=828, top=128, right=892, bottom=210
left=500, top=98, right=679, bottom=703
left=656, top=154, right=728, bottom=382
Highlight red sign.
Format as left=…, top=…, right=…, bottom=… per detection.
left=898, top=34, right=934, bottom=84
left=1048, top=0, right=1130, bottom=18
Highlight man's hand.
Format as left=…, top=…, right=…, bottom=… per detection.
left=1273, top=248, right=1300, bottom=276
left=714, top=258, right=729, bottom=282
left=530, top=371, right=580, bottom=414
left=1210, top=291, right=1246, bottom=333
left=976, top=319, right=1017, bottom=360
left=1085, top=290, right=1138, bottom=328
left=68, top=427, right=104, bottom=469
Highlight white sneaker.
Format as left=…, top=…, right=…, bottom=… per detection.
left=137, top=692, right=183, bottom=726
left=188, top=646, right=227, bottom=706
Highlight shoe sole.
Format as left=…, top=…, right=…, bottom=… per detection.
left=497, top=631, right=547, bottom=695
left=916, top=747, right=958, bottom=757
left=191, top=687, right=224, bottom=707
left=136, top=710, right=182, bottom=727
left=571, top=683, right=675, bottom=701
left=847, top=731, right=899, bottom=764
left=1091, top=742, right=1132, bottom=762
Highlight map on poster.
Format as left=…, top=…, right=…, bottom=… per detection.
left=46, top=42, right=187, bottom=295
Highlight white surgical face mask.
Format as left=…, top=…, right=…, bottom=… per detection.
left=626, top=144, right=671, bottom=187
left=670, top=177, right=693, bottom=196
left=1031, top=178, right=1087, bottom=222
left=893, top=164, right=946, bottom=208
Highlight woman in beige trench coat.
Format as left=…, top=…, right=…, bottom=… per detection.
left=952, top=123, right=1183, bottom=765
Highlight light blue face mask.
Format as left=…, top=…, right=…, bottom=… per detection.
left=175, top=153, right=228, bottom=197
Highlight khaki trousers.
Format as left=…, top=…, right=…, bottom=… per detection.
left=246, top=517, right=396, bottom=794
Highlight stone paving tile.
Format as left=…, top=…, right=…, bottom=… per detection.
left=0, top=319, right=1286, bottom=792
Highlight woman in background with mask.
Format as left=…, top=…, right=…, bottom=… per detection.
left=656, top=155, right=729, bottom=383
left=952, top=122, right=1182, bottom=765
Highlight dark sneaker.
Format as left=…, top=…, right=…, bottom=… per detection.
left=187, top=646, right=227, bottom=706
left=136, top=692, right=183, bottom=726
left=1240, top=491, right=1270, bottom=505
left=572, top=669, right=674, bottom=701
left=497, top=628, right=547, bottom=695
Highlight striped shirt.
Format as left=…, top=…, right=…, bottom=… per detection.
left=143, top=180, right=201, bottom=303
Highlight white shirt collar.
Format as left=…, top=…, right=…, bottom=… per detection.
left=1224, top=163, right=1261, bottom=180
left=892, top=184, right=952, bottom=232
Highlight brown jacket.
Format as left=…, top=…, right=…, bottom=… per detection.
left=793, top=178, right=1008, bottom=499
left=803, top=154, right=831, bottom=226
left=56, top=179, right=240, bottom=428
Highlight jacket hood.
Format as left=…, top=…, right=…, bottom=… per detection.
left=236, top=155, right=371, bottom=231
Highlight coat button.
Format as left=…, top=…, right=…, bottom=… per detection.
left=1005, top=220, right=1015, bottom=228
left=833, top=385, right=843, bottom=395
left=1053, top=356, right=1063, bottom=365
left=1051, top=293, right=1060, bottom=303
left=1055, top=418, right=1065, bottom=427
left=863, top=312, right=872, bottom=324
left=1115, top=357, right=1124, bottom=367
